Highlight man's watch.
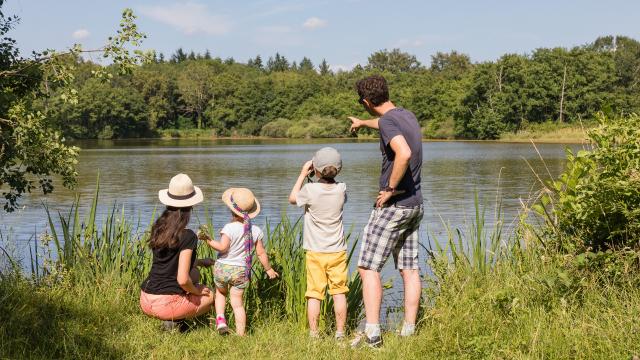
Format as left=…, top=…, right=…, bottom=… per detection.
left=383, top=186, right=395, bottom=193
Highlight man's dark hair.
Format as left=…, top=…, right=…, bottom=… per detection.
left=356, top=75, right=389, bottom=106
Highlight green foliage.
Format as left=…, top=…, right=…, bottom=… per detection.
left=33, top=35, right=640, bottom=142
left=0, top=105, right=79, bottom=211
left=367, top=48, right=421, bottom=73
left=0, top=4, right=148, bottom=211
left=259, top=118, right=292, bottom=137
left=534, top=114, right=640, bottom=251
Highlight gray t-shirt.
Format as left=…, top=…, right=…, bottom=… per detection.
left=378, top=108, right=423, bottom=207
left=296, top=182, right=347, bottom=252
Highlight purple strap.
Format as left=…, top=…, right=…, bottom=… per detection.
left=230, top=195, right=253, bottom=280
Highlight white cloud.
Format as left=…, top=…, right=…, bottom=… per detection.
left=330, top=62, right=359, bottom=72
left=72, top=28, right=90, bottom=40
left=303, top=17, right=327, bottom=29
left=139, top=2, right=231, bottom=35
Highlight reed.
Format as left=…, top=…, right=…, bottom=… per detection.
left=31, top=182, right=363, bottom=333
left=426, top=190, right=509, bottom=277
left=40, top=178, right=152, bottom=286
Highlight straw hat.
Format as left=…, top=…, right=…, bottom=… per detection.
left=222, top=188, right=261, bottom=219
left=158, top=173, right=203, bottom=208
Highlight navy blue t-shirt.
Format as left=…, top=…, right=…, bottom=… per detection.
left=378, top=108, right=423, bottom=207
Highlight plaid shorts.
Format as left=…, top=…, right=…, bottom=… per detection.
left=358, top=205, right=424, bottom=272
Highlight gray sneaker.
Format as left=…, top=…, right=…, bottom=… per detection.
left=161, top=320, right=186, bottom=332
left=350, top=332, right=383, bottom=349
left=365, top=335, right=383, bottom=348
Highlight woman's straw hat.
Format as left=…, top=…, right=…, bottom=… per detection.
left=222, top=188, right=261, bottom=219
left=158, top=173, right=203, bottom=208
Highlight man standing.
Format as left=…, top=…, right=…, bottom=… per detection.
left=349, top=75, right=423, bottom=348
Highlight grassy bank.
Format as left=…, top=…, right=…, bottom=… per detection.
left=498, top=121, right=592, bottom=143
left=158, top=121, right=592, bottom=143
left=422, top=118, right=593, bottom=143
left=1, top=193, right=639, bottom=359
left=2, top=236, right=640, bottom=359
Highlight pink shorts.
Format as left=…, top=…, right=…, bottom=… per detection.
left=139, top=290, right=209, bottom=320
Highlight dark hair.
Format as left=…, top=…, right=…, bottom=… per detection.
left=320, top=166, right=338, bottom=180
left=148, top=206, right=192, bottom=249
left=356, top=75, right=389, bottom=106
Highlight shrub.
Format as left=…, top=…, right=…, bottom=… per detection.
left=286, top=116, right=351, bottom=138
left=534, top=114, right=640, bottom=251
left=260, top=118, right=293, bottom=137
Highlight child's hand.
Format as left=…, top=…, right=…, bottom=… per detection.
left=266, top=268, right=279, bottom=279
left=197, top=225, right=211, bottom=241
left=301, top=160, right=314, bottom=176
left=198, top=286, right=212, bottom=296
left=200, top=258, right=215, bottom=267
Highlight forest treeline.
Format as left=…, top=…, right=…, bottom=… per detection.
left=40, top=35, right=640, bottom=140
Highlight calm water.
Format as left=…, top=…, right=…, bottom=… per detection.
left=1, top=139, right=580, bottom=325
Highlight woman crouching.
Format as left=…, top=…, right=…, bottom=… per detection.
left=139, top=173, right=215, bottom=331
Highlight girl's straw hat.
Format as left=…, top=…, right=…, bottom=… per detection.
left=222, top=188, right=261, bottom=219
left=158, top=173, right=203, bottom=208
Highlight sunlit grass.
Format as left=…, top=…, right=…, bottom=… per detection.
left=2, top=180, right=640, bottom=358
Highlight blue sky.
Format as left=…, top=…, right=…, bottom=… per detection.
left=5, top=0, right=640, bottom=71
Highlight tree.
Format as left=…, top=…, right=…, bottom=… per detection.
left=171, top=48, right=187, bottom=63
left=430, top=51, right=472, bottom=79
left=267, top=53, right=289, bottom=72
left=299, top=57, right=314, bottom=72
left=367, top=48, right=421, bottom=73
left=0, top=4, right=149, bottom=211
left=177, top=61, right=215, bottom=129
left=204, top=49, right=212, bottom=60
left=248, top=55, right=263, bottom=70
left=319, top=59, right=331, bottom=75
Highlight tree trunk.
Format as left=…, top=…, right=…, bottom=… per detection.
left=559, top=65, right=567, bottom=123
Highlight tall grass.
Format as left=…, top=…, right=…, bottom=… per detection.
left=3, top=180, right=640, bottom=358
left=31, top=182, right=363, bottom=333
left=40, top=178, right=152, bottom=286
left=426, top=190, right=509, bottom=276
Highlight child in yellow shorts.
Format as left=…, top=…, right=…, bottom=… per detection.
left=288, top=147, right=348, bottom=339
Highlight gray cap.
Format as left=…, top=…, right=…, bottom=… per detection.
left=312, top=147, right=342, bottom=173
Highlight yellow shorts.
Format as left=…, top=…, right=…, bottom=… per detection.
left=305, top=251, right=349, bottom=300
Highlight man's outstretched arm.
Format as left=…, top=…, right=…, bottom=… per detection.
left=349, top=116, right=379, bottom=132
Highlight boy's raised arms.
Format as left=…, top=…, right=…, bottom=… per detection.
left=288, top=160, right=314, bottom=205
